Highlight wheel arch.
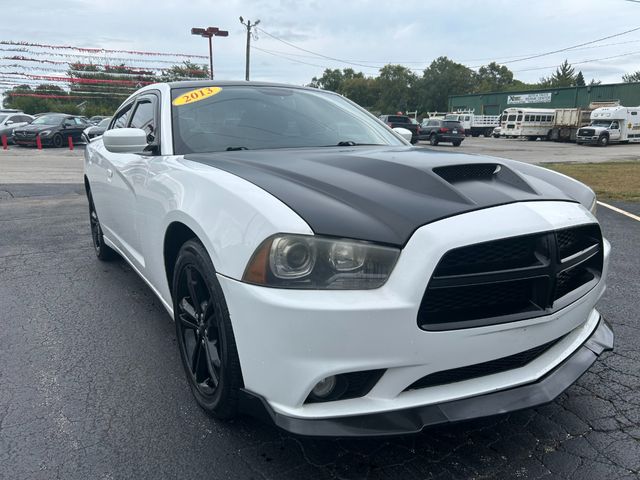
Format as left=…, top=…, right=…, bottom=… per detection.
left=163, top=220, right=200, bottom=297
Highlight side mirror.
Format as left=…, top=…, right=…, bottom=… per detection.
left=103, top=128, right=148, bottom=154
left=5, top=120, right=13, bottom=125
left=393, top=127, right=413, bottom=143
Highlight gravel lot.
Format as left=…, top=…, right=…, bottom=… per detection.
left=419, top=136, right=640, bottom=163
left=1, top=145, right=639, bottom=479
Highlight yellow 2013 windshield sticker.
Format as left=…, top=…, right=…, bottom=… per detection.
left=172, top=86, right=222, bottom=106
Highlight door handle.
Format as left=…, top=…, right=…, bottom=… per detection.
left=107, top=168, right=113, bottom=180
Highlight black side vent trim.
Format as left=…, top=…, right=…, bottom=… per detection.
left=405, top=335, right=565, bottom=391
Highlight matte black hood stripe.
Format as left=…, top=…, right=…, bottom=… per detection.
left=185, top=147, right=579, bottom=247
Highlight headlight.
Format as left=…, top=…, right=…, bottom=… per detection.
left=39, top=130, right=52, bottom=136
left=243, top=234, right=400, bottom=289
left=589, top=196, right=598, bottom=215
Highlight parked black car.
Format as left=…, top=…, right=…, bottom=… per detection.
left=419, top=119, right=465, bottom=146
left=13, top=114, right=90, bottom=147
left=379, top=114, right=420, bottom=144
left=82, top=117, right=112, bottom=143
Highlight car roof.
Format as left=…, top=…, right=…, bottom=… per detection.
left=166, top=80, right=323, bottom=93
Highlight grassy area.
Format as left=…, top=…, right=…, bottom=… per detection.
left=542, top=161, right=640, bottom=202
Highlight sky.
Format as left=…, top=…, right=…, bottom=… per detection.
left=2, top=0, right=640, bottom=95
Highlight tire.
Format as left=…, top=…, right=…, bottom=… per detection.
left=527, top=136, right=537, bottom=141
left=485, top=129, right=493, bottom=137
left=576, top=141, right=583, bottom=146
left=452, top=140, right=462, bottom=147
left=429, top=133, right=439, bottom=146
left=598, top=135, right=609, bottom=147
left=52, top=133, right=63, bottom=148
left=88, top=191, right=117, bottom=261
left=173, top=239, right=243, bottom=419
left=471, top=132, right=480, bottom=138
left=410, top=138, right=418, bottom=145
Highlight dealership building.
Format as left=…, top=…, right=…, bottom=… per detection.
left=448, top=81, right=640, bottom=115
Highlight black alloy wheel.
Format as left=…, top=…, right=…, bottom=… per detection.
left=173, top=240, right=242, bottom=419
left=452, top=140, right=462, bottom=147
left=429, top=133, right=439, bottom=146
left=88, top=193, right=116, bottom=261
left=52, top=133, right=63, bottom=148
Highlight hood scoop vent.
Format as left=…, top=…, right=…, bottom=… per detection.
left=433, top=163, right=500, bottom=183
left=434, top=163, right=537, bottom=195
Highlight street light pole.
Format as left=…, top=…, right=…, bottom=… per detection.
left=240, top=17, right=260, bottom=81
left=191, top=26, right=229, bottom=80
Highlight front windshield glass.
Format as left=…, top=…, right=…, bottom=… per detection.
left=32, top=114, right=65, bottom=125
left=98, top=118, right=111, bottom=127
left=592, top=120, right=613, bottom=127
left=171, top=85, right=405, bottom=154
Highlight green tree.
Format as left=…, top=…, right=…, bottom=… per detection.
left=476, top=62, right=515, bottom=92
left=340, top=76, right=379, bottom=109
left=309, top=68, right=364, bottom=93
left=418, top=56, right=476, bottom=112
left=575, top=71, right=586, bottom=86
left=622, top=71, right=640, bottom=83
left=160, top=61, right=209, bottom=82
left=539, top=60, right=577, bottom=87
left=375, top=64, right=417, bottom=113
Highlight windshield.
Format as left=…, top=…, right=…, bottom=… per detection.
left=98, top=118, right=111, bottom=127
left=171, top=86, right=405, bottom=154
left=32, top=114, right=65, bottom=125
left=0, top=115, right=7, bottom=123
left=591, top=119, right=614, bottom=127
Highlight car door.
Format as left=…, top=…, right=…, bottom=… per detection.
left=88, top=102, right=135, bottom=257
left=95, top=93, right=160, bottom=270
left=609, top=121, right=621, bottom=141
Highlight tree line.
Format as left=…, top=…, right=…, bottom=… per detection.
left=2, top=61, right=208, bottom=116
left=308, top=57, right=630, bottom=116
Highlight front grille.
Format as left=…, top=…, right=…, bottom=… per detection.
left=578, top=128, right=595, bottom=136
left=418, top=224, right=602, bottom=330
left=405, top=336, right=563, bottom=391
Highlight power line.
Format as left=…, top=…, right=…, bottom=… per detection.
left=256, top=27, right=385, bottom=69
left=478, top=25, right=640, bottom=67
left=513, top=49, right=640, bottom=73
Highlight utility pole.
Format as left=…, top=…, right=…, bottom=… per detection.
left=239, top=17, right=260, bottom=81
left=191, top=26, right=229, bottom=80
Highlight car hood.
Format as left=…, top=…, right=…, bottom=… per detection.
left=184, top=146, right=594, bottom=246
left=14, top=124, right=57, bottom=133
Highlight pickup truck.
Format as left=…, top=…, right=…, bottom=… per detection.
left=379, top=115, right=420, bottom=144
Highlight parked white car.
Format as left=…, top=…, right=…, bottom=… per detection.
left=0, top=111, right=33, bottom=143
left=84, top=81, right=613, bottom=436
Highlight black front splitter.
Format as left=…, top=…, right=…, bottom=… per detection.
left=239, top=317, right=613, bottom=437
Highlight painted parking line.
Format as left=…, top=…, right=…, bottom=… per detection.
left=597, top=201, right=640, bottom=222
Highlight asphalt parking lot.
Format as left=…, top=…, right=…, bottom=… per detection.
left=1, top=143, right=639, bottom=479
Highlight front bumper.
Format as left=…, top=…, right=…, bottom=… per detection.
left=576, top=136, right=600, bottom=144
left=240, top=316, right=613, bottom=437
left=219, top=201, right=609, bottom=434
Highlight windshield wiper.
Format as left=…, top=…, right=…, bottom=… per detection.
left=332, top=141, right=384, bottom=147
left=225, top=146, right=249, bottom=151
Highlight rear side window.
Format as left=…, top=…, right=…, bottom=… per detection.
left=387, top=116, right=409, bottom=123
left=443, top=121, right=462, bottom=128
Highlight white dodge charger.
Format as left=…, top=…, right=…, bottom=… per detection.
left=84, top=81, right=613, bottom=436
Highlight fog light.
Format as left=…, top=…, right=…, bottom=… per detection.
left=311, top=376, right=337, bottom=398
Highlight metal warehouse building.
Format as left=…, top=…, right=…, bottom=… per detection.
left=448, top=81, right=640, bottom=114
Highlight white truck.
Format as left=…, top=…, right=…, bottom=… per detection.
left=444, top=111, right=500, bottom=137
left=576, top=106, right=640, bottom=146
